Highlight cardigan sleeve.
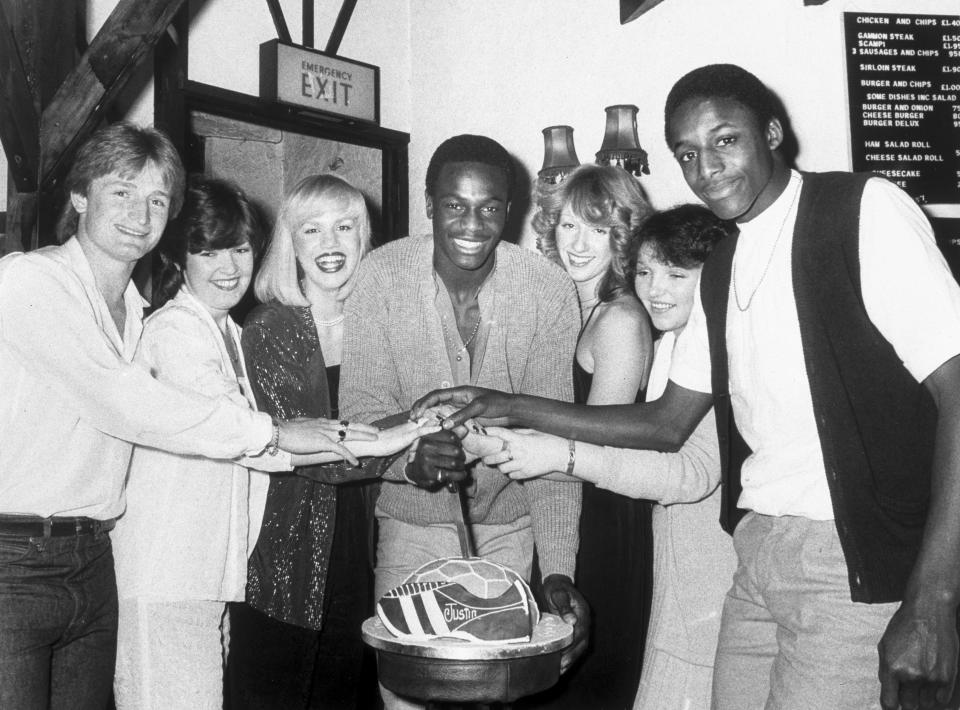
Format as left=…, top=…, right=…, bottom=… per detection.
left=516, top=268, right=582, bottom=580
left=591, top=412, right=721, bottom=506
left=340, top=259, right=409, bottom=481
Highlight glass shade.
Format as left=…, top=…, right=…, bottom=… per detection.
left=538, top=125, right=580, bottom=186
left=595, top=104, right=650, bottom=176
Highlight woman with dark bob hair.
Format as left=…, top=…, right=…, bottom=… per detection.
left=486, top=204, right=735, bottom=710
left=525, top=164, right=654, bottom=709
left=112, top=175, right=425, bottom=709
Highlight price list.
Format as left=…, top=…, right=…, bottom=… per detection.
left=844, top=12, right=960, bottom=204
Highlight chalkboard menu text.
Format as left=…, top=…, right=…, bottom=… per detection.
left=844, top=12, right=960, bottom=204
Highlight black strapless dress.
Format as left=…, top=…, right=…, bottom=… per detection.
left=520, top=355, right=653, bottom=710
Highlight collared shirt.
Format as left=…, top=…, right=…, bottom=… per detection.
left=671, top=171, right=960, bottom=519
left=432, top=269, right=493, bottom=387
left=0, top=238, right=272, bottom=520
left=112, top=287, right=289, bottom=602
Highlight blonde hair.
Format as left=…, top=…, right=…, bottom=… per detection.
left=533, top=164, right=652, bottom=302
left=58, top=121, right=185, bottom=243
left=255, top=174, right=372, bottom=307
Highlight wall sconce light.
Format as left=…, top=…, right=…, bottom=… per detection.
left=595, top=104, right=649, bottom=177
left=537, top=125, right=581, bottom=186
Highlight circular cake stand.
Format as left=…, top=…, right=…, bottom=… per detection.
left=362, top=613, right=573, bottom=706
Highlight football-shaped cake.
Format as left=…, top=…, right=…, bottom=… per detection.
left=377, top=557, right=540, bottom=644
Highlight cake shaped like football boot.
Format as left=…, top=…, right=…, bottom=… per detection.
left=377, top=578, right=532, bottom=643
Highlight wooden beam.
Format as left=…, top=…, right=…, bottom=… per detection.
left=302, top=0, right=314, bottom=48
left=154, top=6, right=189, bottom=154
left=1, top=0, right=83, bottom=247
left=325, top=0, right=357, bottom=55
left=264, top=0, right=292, bottom=44
left=0, top=1, right=39, bottom=192
left=620, top=0, right=667, bottom=24
left=38, top=0, right=187, bottom=194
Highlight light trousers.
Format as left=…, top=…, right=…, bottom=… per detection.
left=114, top=598, right=226, bottom=710
left=711, top=513, right=898, bottom=710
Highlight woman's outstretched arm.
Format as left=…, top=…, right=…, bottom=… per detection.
left=411, top=380, right=712, bottom=452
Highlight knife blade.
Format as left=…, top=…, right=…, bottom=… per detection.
left=448, top=481, right=476, bottom=558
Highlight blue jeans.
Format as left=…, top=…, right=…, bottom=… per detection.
left=0, top=527, right=118, bottom=710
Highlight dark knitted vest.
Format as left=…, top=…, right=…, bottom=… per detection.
left=699, top=172, right=936, bottom=603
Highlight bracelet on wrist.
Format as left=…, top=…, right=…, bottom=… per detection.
left=565, top=438, right=576, bottom=476
left=267, top=418, right=280, bottom=456
left=402, top=461, right=417, bottom=485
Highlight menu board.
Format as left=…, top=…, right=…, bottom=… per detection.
left=844, top=12, right=960, bottom=204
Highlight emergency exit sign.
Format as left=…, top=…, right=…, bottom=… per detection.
left=260, top=39, right=380, bottom=124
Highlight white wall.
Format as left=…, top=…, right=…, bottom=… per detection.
left=407, top=0, right=960, bottom=245
left=5, top=0, right=957, bottom=236
left=188, top=0, right=412, bottom=131
left=0, top=0, right=412, bottom=213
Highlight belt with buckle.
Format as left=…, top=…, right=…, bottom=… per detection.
left=0, top=516, right=117, bottom=537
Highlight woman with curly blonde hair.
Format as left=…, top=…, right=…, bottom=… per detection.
left=527, top=164, right=655, bottom=709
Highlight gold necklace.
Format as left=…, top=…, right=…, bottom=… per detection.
left=440, top=311, right=482, bottom=362
left=731, top=185, right=800, bottom=312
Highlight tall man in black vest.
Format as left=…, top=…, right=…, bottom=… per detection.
left=415, top=64, right=960, bottom=710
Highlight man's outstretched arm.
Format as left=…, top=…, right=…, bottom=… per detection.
left=879, top=353, right=960, bottom=710
left=411, top=380, right=713, bottom=452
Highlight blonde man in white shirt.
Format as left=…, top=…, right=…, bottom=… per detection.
left=0, top=122, right=372, bottom=710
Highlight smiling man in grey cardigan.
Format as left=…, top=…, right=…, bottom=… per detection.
left=341, top=134, right=587, bottom=706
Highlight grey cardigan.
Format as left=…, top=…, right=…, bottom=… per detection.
left=341, top=235, right=582, bottom=580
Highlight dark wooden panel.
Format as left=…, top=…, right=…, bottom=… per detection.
left=0, top=2, right=39, bottom=192
left=39, top=0, right=187, bottom=193
left=1, top=0, right=83, bottom=247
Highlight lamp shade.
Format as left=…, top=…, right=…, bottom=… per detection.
left=538, top=125, right=580, bottom=185
left=595, top=104, right=649, bottom=176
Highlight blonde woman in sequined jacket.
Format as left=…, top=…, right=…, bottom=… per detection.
left=225, top=174, right=425, bottom=710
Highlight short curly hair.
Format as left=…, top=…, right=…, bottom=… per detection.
left=533, top=164, right=652, bottom=302
left=664, top=64, right=780, bottom=144
left=153, top=174, right=264, bottom=309
left=630, top=203, right=731, bottom=272
left=425, top=134, right=516, bottom=202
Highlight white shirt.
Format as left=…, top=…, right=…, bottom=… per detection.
left=112, top=288, right=288, bottom=601
left=671, top=171, right=960, bottom=519
left=0, top=238, right=273, bottom=520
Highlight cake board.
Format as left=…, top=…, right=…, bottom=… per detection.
left=362, top=613, right=573, bottom=706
